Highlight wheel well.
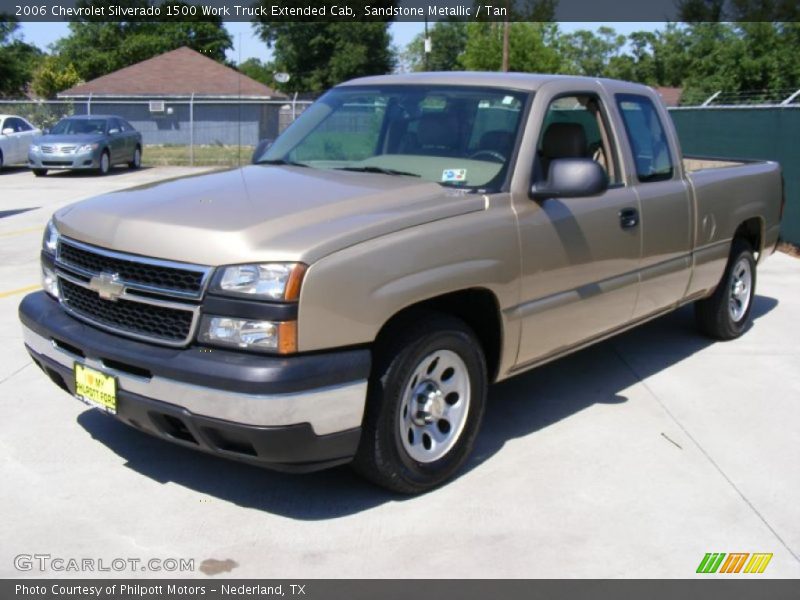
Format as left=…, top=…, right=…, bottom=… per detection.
left=733, top=217, right=763, bottom=258
left=375, top=289, right=503, bottom=382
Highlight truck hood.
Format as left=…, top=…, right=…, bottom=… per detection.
left=54, top=165, right=485, bottom=266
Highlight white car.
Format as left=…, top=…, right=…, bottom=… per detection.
left=0, top=115, right=41, bottom=170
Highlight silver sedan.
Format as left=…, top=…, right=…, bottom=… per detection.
left=28, top=115, right=143, bottom=176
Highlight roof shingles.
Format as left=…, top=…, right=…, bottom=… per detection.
left=59, top=47, right=283, bottom=99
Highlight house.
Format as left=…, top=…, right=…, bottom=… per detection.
left=58, top=47, right=286, bottom=146
left=653, top=86, right=683, bottom=107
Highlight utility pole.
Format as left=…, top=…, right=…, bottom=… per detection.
left=501, top=0, right=510, bottom=72
left=424, top=17, right=430, bottom=71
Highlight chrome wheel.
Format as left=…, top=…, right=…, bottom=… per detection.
left=100, top=152, right=110, bottom=174
left=400, top=349, right=470, bottom=463
left=729, top=257, right=752, bottom=322
left=132, top=147, right=141, bottom=168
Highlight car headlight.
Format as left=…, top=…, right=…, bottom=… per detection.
left=30, top=144, right=40, bottom=154
left=198, top=316, right=297, bottom=354
left=41, top=264, right=59, bottom=299
left=76, top=143, right=99, bottom=154
left=42, top=219, right=59, bottom=255
left=210, top=263, right=306, bottom=301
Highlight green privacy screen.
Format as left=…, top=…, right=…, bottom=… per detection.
left=669, top=108, right=799, bottom=245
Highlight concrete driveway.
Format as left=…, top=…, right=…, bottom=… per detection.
left=0, top=166, right=798, bottom=578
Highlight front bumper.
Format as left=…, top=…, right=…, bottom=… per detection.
left=20, top=292, right=370, bottom=472
left=28, top=149, right=100, bottom=170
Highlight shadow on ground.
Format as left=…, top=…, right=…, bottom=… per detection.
left=77, top=295, right=778, bottom=519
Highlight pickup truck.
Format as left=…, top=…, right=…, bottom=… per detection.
left=19, top=73, right=783, bottom=493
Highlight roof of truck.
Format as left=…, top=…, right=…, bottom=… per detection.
left=340, top=71, right=648, bottom=93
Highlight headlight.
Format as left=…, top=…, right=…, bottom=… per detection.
left=30, top=144, right=40, bottom=154
left=77, top=143, right=99, bottom=154
left=211, top=263, right=306, bottom=301
left=42, top=219, right=59, bottom=255
left=198, top=316, right=297, bottom=354
left=42, top=264, right=59, bottom=299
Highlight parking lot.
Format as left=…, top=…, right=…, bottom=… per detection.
left=1, top=165, right=799, bottom=579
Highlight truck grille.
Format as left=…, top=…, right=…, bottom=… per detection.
left=60, top=279, right=194, bottom=343
left=59, top=239, right=206, bottom=297
left=54, top=237, right=210, bottom=347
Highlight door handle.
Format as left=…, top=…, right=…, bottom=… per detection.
left=619, top=207, right=639, bottom=229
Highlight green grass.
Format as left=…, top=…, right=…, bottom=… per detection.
left=142, top=145, right=255, bottom=167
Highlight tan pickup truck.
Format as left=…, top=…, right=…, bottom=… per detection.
left=20, top=73, right=783, bottom=493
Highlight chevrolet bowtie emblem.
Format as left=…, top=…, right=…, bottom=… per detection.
left=89, top=272, right=124, bottom=301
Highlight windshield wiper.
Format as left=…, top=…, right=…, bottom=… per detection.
left=334, top=166, right=420, bottom=178
left=257, top=158, right=309, bottom=168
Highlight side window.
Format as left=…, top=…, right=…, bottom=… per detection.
left=6, top=117, right=22, bottom=132
left=616, top=94, right=674, bottom=182
left=121, top=120, right=135, bottom=132
left=109, top=118, right=121, bottom=132
left=536, top=94, right=620, bottom=185
left=17, top=119, right=33, bottom=132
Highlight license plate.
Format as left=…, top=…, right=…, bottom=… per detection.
left=74, top=363, right=117, bottom=414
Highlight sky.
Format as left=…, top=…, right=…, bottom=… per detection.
left=17, top=21, right=662, bottom=64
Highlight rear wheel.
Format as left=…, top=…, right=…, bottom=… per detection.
left=33, top=169, right=47, bottom=177
left=353, top=313, right=487, bottom=494
left=695, top=238, right=757, bottom=340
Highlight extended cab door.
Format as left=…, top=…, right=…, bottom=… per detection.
left=613, top=92, right=693, bottom=319
left=510, top=84, right=642, bottom=368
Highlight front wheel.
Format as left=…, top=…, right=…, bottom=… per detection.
left=129, top=146, right=141, bottom=169
left=33, top=169, right=47, bottom=177
left=97, top=150, right=110, bottom=175
left=695, top=238, right=757, bottom=340
left=353, top=313, right=487, bottom=494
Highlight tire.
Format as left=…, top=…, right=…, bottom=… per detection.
left=98, top=150, right=110, bottom=175
left=0, top=151, right=4, bottom=170
left=129, top=146, right=141, bottom=169
left=695, top=238, right=757, bottom=340
left=353, top=312, right=487, bottom=494
left=33, top=169, right=47, bottom=177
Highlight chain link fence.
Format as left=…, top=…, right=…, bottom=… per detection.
left=0, top=97, right=313, bottom=167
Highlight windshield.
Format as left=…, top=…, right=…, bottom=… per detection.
left=50, top=118, right=108, bottom=135
left=259, top=85, right=529, bottom=191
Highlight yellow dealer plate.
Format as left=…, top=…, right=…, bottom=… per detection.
left=74, top=363, right=117, bottom=414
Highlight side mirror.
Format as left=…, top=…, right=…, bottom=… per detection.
left=108, top=128, right=120, bottom=135
left=251, top=139, right=274, bottom=164
left=531, top=158, right=609, bottom=200
left=1, top=128, right=14, bottom=136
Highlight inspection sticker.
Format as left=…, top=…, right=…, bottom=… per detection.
left=442, top=169, right=467, bottom=183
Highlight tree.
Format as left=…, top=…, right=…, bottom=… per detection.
left=53, top=1, right=233, bottom=81
left=253, top=22, right=394, bottom=93
left=401, top=22, right=467, bottom=72
left=238, top=58, right=274, bottom=86
left=0, top=18, right=44, bottom=97
left=460, top=22, right=562, bottom=73
left=559, top=27, right=626, bottom=77
left=30, top=56, right=83, bottom=99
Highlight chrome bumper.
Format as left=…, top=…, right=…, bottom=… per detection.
left=22, top=324, right=367, bottom=436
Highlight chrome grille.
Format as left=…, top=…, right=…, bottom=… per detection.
left=58, top=239, right=207, bottom=299
left=54, top=237, right=211, bottom=347
left=60, top=278, right=193, bottom=343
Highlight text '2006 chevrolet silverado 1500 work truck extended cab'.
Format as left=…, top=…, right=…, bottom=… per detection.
left=20, top=73, right=784, bottom=493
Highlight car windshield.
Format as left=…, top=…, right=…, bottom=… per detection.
left=50, top=118, right=108, bottom=135
left=258, top=85, right=529, bottom=191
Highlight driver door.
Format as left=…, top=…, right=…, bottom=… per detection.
left=513, top=90, right=642, bottom=368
